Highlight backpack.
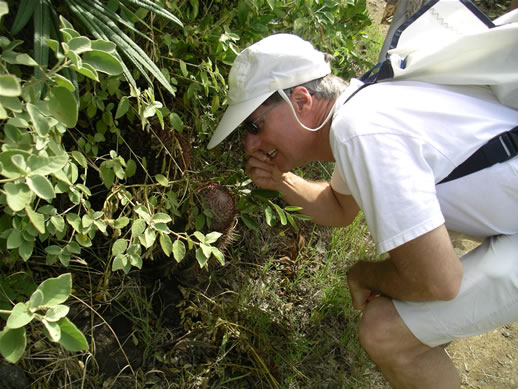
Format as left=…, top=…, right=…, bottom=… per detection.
left=354, top=0, right=518, bottom=184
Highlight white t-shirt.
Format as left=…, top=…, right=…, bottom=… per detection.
left=330, top=79, right=518, bottom=253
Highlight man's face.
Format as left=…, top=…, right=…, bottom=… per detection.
left=242, top=101, right=312, bottom=172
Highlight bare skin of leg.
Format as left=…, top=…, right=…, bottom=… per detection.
left=359, top=296, right=460, bottom=389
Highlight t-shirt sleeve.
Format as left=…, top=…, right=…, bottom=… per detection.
left=333, top=132, right=445, bottom=253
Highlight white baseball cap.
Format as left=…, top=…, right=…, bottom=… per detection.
left=207, top=33, right=331, bottom=149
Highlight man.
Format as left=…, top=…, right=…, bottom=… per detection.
left=207, top=33, right=518, bottom=388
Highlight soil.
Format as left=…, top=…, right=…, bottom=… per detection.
left=364, top=1, right=518, bottom=388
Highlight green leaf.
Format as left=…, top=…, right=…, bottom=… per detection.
left=66, top=242, right=81, bottom=255
left=0, top=96, right=23, bottom=112
left=71, top=151, right=87, bottom=169
left=131, top=218, right=146, bottom=237
left=74, top=62, right=98, bottom=81
left=45, top=304, right=70, bottom=322
left=112, top=239, right=128, bottom=256
left=205, top=231, right=222, bottom=244
left=11, top=154, right=27, bottom=173
left=47, top=86, right=78, bottom=128
left=195, top=247, right=208, bottom=268
left=285, top=206, right=303, bottom=212
left=27, top=103, right=50, bottom=136
left=37, top=273, right=72, bottom=306
left=251, top=189, right=281, bottom=200
left=57, top=317, right=88, bottom=351
left=286, top=212, right=299, bottom=232
left=125, top=159, right=136, bottom=178
left=128, top=254, right=142, bottom=269
left=172, top=239, right=186, bottom=263
left=169, top=112, right=184, bottom=132
left=27, top=153, right=69, bottom=176
left=82, top=50, right=123, bottom=75
left=67, top=36, right=91, bottom=54
left=272, top=203, right=287, bottom=225
left=115, top=96, right=130, bottom=119
left=114, top=216, right=129, bottom=229
left=25, top=206, right=45, bottom=234
left=0, top=327, right=26, bottom=363
left=0, top=103, right=7, bottom=119
left=0, top=150, right=29, bottom=178
left=91, top=39, right=116, bottom=53
left=155, top=174, right=168, bottom=186
left=0, top=75, right=22, bottom=97
left=200, top=243, right=212, bottom=258
left=193, top=231, right=205, bottom=243
left=43, top=319, right=61, bottom=342
left=50, top=215, right=65, bottom=232
left=4, top=183, right=33, bottom=212
left=112, top=254, right=128, bottom=272
left=53, top=74, right=75, bottom=92
left=212, top=247, right=225, bottom=266
left=240, top=214, right=259, bottom=230
left=6, top=303, right=34, bottom=329
left=28, top=289, right=44, bottom=309
left=75, top=233, right=92, bottom=247
left=195, top=214, right=205, bottom=231
left=18, top=240, right=34, bottom=261
left=6, top=52, right=38, bottom=66
left=179, top=59, right=188, bottom=77
left=66, top=213, right=81, bottom=232
left=26, top=174, right=55, bottom=200
left=153, top=213, right=171, bottom=224
left=139, top=227, right=156, bottom=248
left=7, top=229, right=23, bottom=249
left=159, top=233, right=172, bottom=256
left=0, top=1, right=7, bottom=18
left=99, top=163, right=115, bottom=189
left=265, top=206, right=275, bottom=226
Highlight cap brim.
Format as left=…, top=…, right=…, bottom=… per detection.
left=207, top=91, right=274, bottom=149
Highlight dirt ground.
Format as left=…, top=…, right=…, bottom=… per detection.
left=365, top=1, right=518, bottom=387
left=448, top=233, right=518, bottom=389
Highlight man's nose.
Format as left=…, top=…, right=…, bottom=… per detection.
left=243, top=132, right=261, bottom=154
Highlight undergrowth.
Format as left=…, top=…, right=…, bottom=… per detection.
left=0, top=0, right=391, bottom=387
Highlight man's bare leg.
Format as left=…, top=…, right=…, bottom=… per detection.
left=358, top=297, right=460, bottom=389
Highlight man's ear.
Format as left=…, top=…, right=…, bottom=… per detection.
left=291, top=86, right=313, bottom=112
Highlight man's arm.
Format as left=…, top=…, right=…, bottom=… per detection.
left=246, top=153, right=359, bottom=226
left=347, top=224, right=463, bottom=310
left=278, top=172, right=359, bottom=226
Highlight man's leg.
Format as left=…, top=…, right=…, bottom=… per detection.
left=359, top=296, right=460, bottom=389
left=358, top=233, right=518, bottom=389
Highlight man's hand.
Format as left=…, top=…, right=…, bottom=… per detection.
left=347, top=263, right=378, bottom=311
left=245, top=151, right=284, bottom=191
left=345, top=225, right=463, bottom=309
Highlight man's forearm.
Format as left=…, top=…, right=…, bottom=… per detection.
left=349, top=259, right=441, bottom=303
left=278, top=172, right=358, bottom=227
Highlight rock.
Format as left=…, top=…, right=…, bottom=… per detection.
left=0, top=364, right=30, bottom=389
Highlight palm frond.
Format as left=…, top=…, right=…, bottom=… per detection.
left=122, top=0, right=183, bottom=27
left=65, top=0, right=177, bottom=95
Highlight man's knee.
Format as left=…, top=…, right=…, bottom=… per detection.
left=359, top=297, right=420, bottom=365
left=359, top=297, right=397, bottom=355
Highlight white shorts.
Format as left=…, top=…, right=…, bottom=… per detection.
left=393, top=233, right=518, bottom=347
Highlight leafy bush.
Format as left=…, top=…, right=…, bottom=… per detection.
left=0, top=0, right=373, bottom=384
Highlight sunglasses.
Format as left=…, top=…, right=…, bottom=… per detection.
left=241, top=104, right=277, bottom=135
